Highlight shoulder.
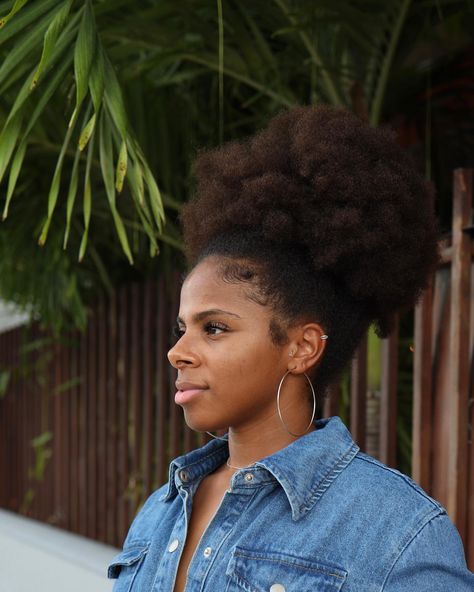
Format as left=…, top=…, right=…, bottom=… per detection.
left=324, top=451, right=474, bottom=586
left=329, top=450, right=447, bottom=560
left=351, top=451, right=443, bottom=514
left=344, top=450, right=443, bottom=510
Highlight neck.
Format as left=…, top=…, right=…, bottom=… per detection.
left=224, top=414, right=316, bottom=471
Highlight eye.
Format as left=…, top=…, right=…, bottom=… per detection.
left=172, top=324, right=185, bottom=339
left=204, top=321, right=228, bottom=336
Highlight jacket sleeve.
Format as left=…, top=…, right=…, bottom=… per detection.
left=382, top=512, right=474, bottom=591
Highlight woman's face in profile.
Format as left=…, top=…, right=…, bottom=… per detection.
left=167, top=256, right=290, bottom=434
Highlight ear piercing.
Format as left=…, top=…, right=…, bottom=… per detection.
left=288, top=334, right=328, bottom=357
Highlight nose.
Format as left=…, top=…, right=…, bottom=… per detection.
left=167, top=336, right=200, bottom=369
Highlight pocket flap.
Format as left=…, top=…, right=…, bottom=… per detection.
left=226, top=547, right=347, bottom=592
left=107, top=543, right=149, bottom=579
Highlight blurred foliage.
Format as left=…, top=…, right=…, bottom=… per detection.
left=20, top=429, right=53, bottom=513
left=0, top=0, right=472, bottom=330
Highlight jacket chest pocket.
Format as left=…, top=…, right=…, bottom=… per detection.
left=107, top=543, right=149, bottom=591
left=225, top=547, right=347, bottom=592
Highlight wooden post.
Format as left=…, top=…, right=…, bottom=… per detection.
left=323, top=382, right=340, bottom=418
left=351, top=334, right=367, bottom=450
left=412, top=280, right=434, bottom=492
left=380, top=315, right=399, bottom=467
left=447, top=168, right=472, bottom=541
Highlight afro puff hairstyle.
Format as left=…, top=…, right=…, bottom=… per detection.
left=180, top=105, right=439, bottom=395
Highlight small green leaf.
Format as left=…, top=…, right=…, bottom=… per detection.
left=99, top=111, right=133, bottom=263
left=31, top=0, right=74, bottom=88
left=0, top=12, right=48, bottom=87
left=4, top=69, right=34, bottom=128
left=38, top=121, right=76, bottom=245
left=103, top=53, right=127, bottom=137
left=99, top=110, right=115, bottom=206
left=22, top=52, right=73, bottom=138
left=0, top=369, right=10, bottom=398
left=71, top=0, right=96, bottom=126
left=115, top=139, right=127, bottom=192
left=143, top=162, right=165, bottom=231
left=63, top=146, right=81, bottom=249
left=0, top=0, right=29, bottom=28
left=78, top=124, right=95, bottom=261
left=89, top=44, right=104, bottom=112
left=0, top=111, right=22, bottom=188
left=78, top=112, right=96, bottom=151
left=111, top=208, right=133, bottom=265
left=0, top=0, right=57, bottom=47
left=31, top=430, right=53, bottom=448
left=3, top=138, right=27, bottom=218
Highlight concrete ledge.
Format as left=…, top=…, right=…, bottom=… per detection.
left=0, top=509, right=120, bottom=591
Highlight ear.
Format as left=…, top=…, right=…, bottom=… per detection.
left=286, top=323, right=328, bottom=375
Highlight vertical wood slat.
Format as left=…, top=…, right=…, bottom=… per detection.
left=447, top=168, right=472, bottom=541
left=53, top=341, right=62, bottom=524
left=69, top=332, right=79, bottom=534
left=469, top=350, right=474, bottom=568
left=156, top=279, right=168, bottom=488
left=87, top=311, right=98, bottom=539
left=130, top=284, right=142, bottom=518
left=142, top=281, right=154, bottom=501
left=412, top=280, right=434, bottom=492
left=78, top=322, right=88, bottom=536
left=379, top=315, right=399, bottom=468
left=106, top=293, right=118, bottom=546
left=118, top=286, right=130, bottom=545
left=351, top=334, right=368, bottom=450
left=97, top=297, right=108, bottom=543
left=62, top=338, right=70, bottom=530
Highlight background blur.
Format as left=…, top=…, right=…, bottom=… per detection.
left=0, top=0, right=474, bottom=586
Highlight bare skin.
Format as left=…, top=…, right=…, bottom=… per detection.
left=168, top=256, right=327, bottom=591
left=173, top=467, right=232, bottom=592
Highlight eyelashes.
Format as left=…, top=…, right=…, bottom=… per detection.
left=172, top=321, right=228, bottom=339
left=172, top=324, right=184, bottom=338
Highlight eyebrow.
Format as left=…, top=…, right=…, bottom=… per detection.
left=176, top=309, right=242, bottom=324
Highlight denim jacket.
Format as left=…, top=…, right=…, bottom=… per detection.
left=108, top=416, right=474, bottom=591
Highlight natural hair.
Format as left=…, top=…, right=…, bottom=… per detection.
left=180, top=105, right=439, bottom=395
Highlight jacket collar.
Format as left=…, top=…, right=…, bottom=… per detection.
left=161, top=416, right=359, bottom=521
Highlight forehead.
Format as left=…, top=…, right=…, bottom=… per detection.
left=179, top=257, right=266, bottom=318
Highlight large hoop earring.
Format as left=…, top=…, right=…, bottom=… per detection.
left=277, top=370, right=316, bottom=437
left=205, top=431, right=229, bottom=441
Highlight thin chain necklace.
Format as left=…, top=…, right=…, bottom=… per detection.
left=226, top=458, right=255, bottom=470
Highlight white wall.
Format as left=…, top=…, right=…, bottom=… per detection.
left=0, top=510, right=119, bottom=592
left=0, top=300, right=29, bottom=334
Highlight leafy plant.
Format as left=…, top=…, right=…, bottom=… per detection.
left=0, top=0, right=472, bottom=328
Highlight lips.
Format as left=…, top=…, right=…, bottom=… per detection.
left=175, top=380, right=208, bottom=391
left=175, top=380, right=208, bottom=405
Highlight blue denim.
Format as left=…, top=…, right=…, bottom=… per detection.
left=108, top=416, right=474, bottom=590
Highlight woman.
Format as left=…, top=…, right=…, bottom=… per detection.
left=108, top=106, right=474, bottom=590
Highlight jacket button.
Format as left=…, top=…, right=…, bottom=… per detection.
left=270, top=585, right=286, bottom=592
left=168, top=539, right=179, bottom=552
left=179, top=470, right=189, bottom=482
left=244, top=473, right=254, bottom=482
left=203, top=546, right=212, bottom=557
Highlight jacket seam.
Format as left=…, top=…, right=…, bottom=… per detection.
left=355, top=454, right=443, bottom=511
left=380, top=508, right=446, bottom=591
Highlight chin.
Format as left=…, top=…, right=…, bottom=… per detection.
left=183, top=410, right=229, bottom=435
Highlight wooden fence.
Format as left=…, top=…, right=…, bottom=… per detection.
left=0, top=169, right=473, bottom=568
